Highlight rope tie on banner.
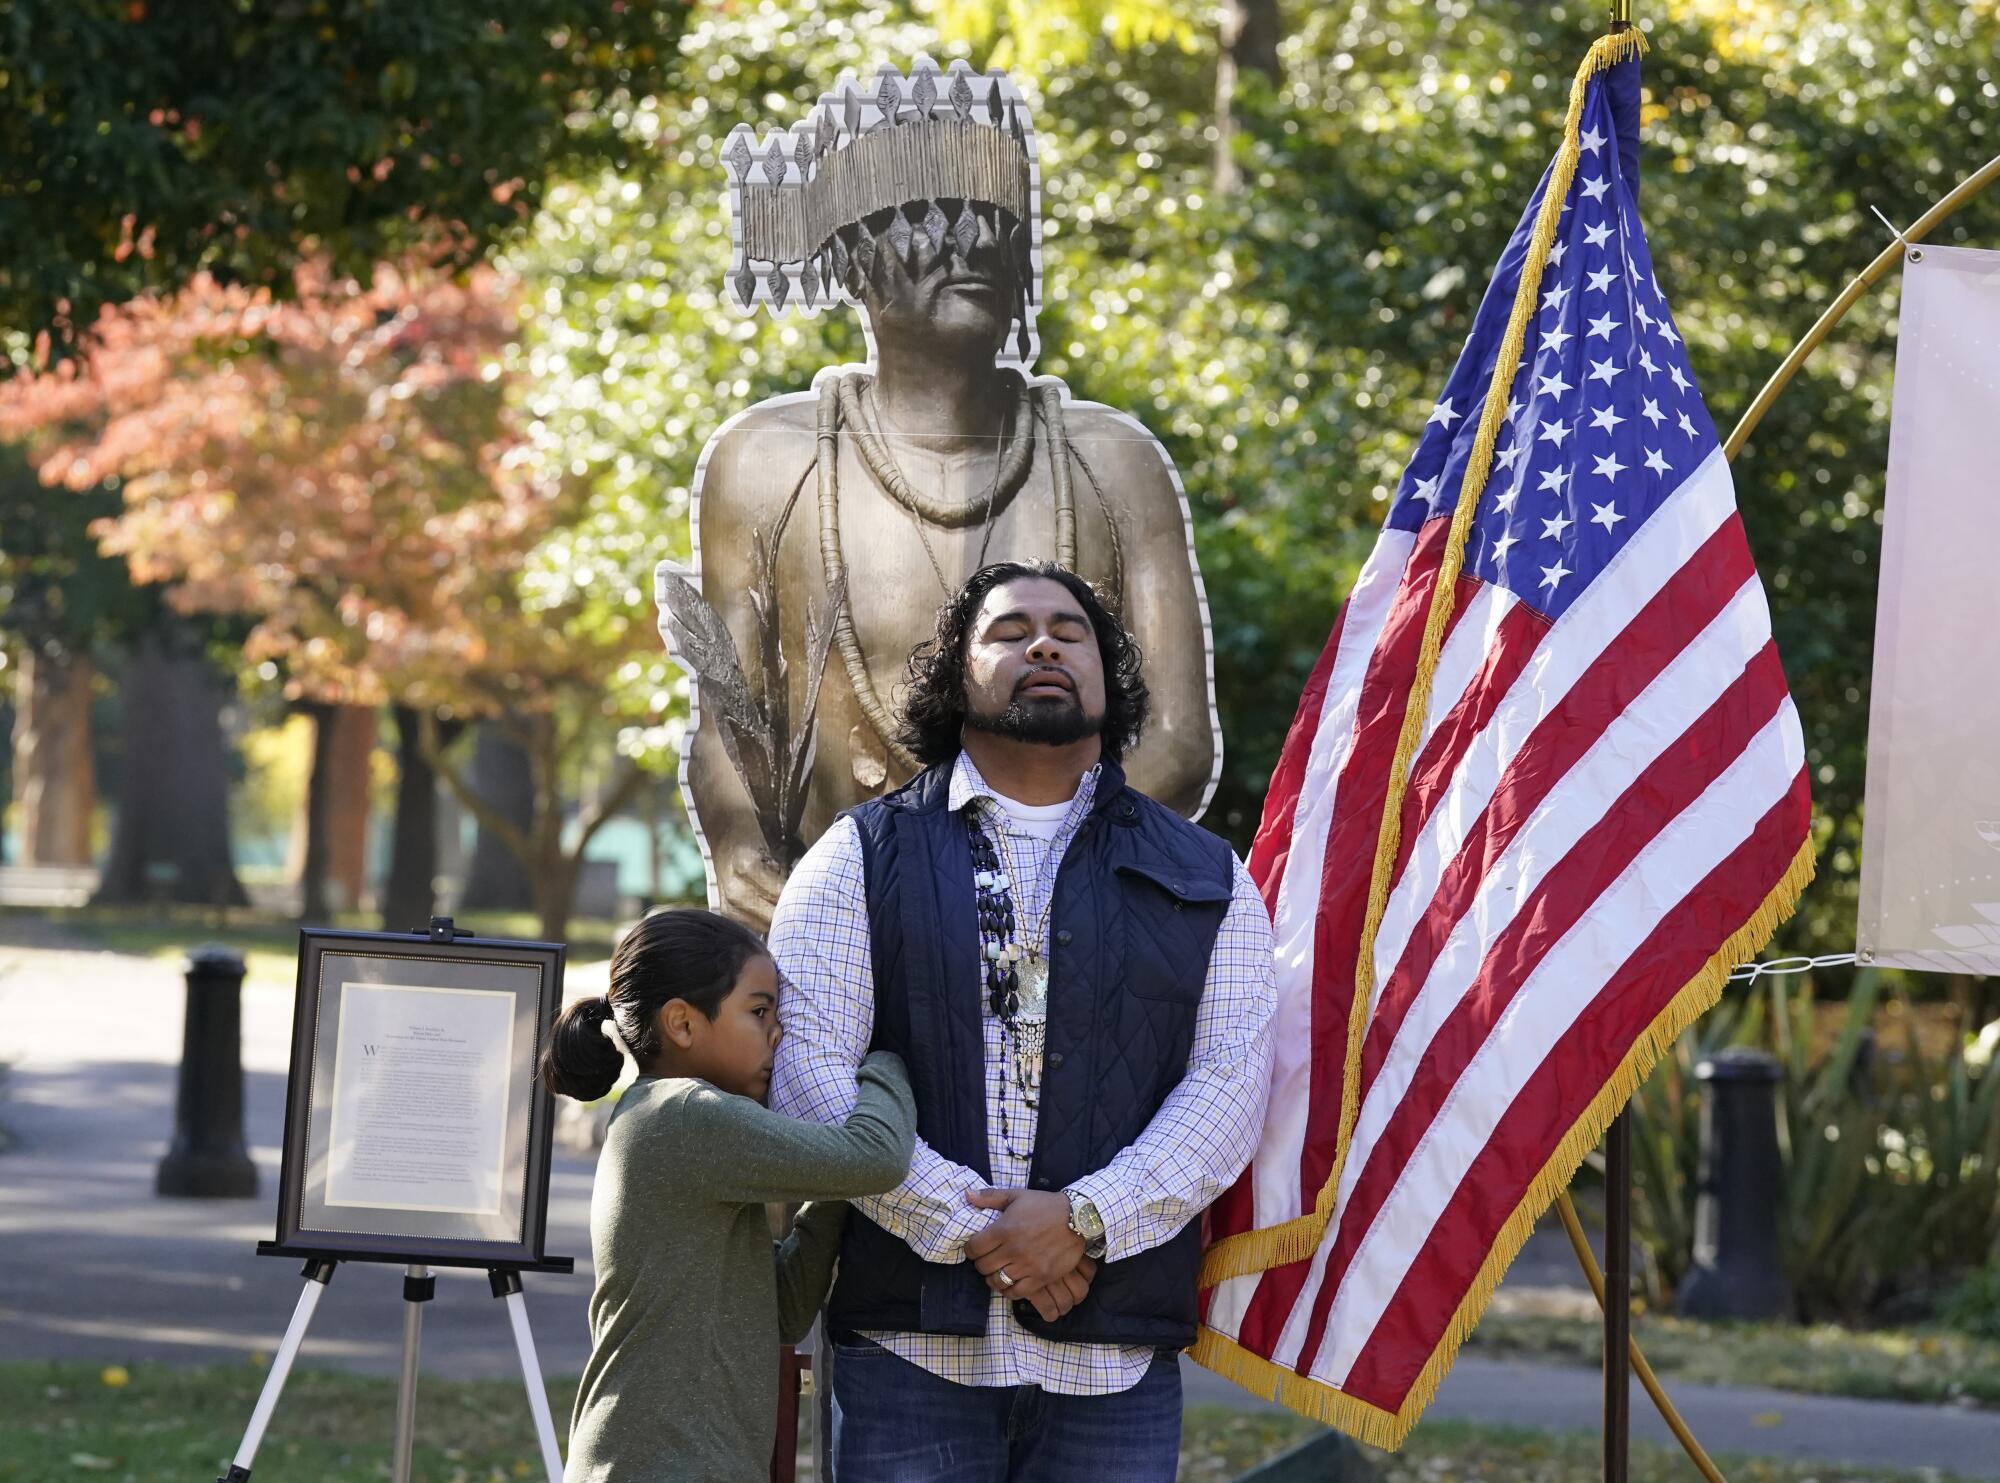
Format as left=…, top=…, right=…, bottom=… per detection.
left=1868, top=204, right=1922, bottom=264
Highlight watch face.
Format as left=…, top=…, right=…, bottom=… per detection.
left=1070, top=1196, right=1105, bottom=1239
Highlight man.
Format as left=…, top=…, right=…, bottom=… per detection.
left=769, top=561, right=1275, bottom=1480
left=673, top=60, right=1219, bottom=932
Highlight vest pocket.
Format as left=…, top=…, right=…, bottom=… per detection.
left=1115, top=863, right=1231, bottom=1002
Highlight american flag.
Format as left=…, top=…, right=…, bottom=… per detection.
left=1192, top=37, right=1814, bottom=1448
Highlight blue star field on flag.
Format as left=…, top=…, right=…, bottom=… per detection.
left=1384, top=57, right=1720, bottom=621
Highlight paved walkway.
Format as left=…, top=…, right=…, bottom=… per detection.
left=5, top=930, right=1999, bottom=1477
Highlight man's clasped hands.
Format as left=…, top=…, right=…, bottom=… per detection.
left=963, top=1188, right=1098, bottom=1322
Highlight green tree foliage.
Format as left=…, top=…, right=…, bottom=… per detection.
left=0, top=0, right=690, bottom=356
left=513, top=0, right=2000, bottom=955
left=0, top=449, right=149, bottom=660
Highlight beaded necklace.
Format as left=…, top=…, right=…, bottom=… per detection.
left=963, top=805, right=1064, bottom=1160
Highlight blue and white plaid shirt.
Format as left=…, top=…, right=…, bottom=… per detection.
left=768, top=751, right=1277, bottom=1395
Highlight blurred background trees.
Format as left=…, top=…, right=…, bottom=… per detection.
left=3, top=0, right=1998, bottom=1327
left=0, top=0, right=688, bottom=357
left=1, top=0, right=690, bottom=921
left=6, top=0, right=1999, bottom=951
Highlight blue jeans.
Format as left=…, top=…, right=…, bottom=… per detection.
left=828, top=1338, right=1182, bottom=1482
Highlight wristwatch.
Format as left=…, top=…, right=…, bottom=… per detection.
left=1065, top=1189, right=1109, bottom=1260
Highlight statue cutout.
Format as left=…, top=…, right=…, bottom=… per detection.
left=659, top=57, right=1222, bottom=929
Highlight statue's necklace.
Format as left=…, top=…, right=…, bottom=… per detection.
left=817, top=372, right=1082, bottom=772
left=836, top=372, right=1036, bottom=531
left=856, top=381, right=1011, bottom=596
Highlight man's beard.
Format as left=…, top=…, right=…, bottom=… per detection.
left=963, top=692, right=1103, bottom=749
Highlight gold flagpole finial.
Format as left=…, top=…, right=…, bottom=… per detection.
left=1610, top=0, right=1634, bottom=30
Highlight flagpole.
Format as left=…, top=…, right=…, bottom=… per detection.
left=1603, top=1112, right=1633, bottom=1483
left=1595, top=0, right=1634, bottom=1449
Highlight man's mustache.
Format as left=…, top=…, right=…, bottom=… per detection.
left=1015, top=666, right=1076, bottom=695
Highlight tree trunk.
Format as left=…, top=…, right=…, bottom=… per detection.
left=95, top=626, right=247, bottom=906
left=297, top=701, right=335, bottom=922
left=1213, top=0, right=1283, bottom=193
left=533, top=851, right=579, bottom=945
left=11, top=649, right=97, bottom=866
left=324, top=705, right=374, bottom=911
left=458, top=719, right=536, bottom=912
left=291, top=702, right=372, bottom=922
left=382, top=707, right=461, bottom=931
left=422, top=711, right=649, bottom=945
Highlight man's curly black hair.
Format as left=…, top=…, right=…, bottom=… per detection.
left=895, top=561, right=1150, bottom=767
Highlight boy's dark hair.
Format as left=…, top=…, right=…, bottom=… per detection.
left=894, top=560, right=1150, bottom=767
left=541, top=908, right=768, bottom=1102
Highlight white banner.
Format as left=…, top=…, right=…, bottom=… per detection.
left=1858, top=245, right=2000, bottom=975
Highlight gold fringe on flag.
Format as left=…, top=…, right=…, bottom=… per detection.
left=1199, top=24, right=1650, bottom=1291
left=1191, top=837, right=1815, bottom=1451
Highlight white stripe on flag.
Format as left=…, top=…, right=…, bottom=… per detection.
left=1248, top=529, right=1417, bottom=1234
left=1313, top=705, right=1807, bottom=1383
left=1416, top=582, right=1518, bottom=756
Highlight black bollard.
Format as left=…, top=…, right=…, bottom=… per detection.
left=1675, top=1047, right=1789, bottom=1319
left=156, top=944, right=260, bottom=1198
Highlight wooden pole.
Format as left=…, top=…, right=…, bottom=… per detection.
left=1603, top=1110, right=1633, bottom=1483
left=770, top=1346, right=806, bottom=1483
left=1557, top=1192, right=1730, bottom=1482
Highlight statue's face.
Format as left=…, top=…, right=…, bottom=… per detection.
left=960, top=576, right=1108, bottom=750
left=852, top=202, right=1018, bottom=359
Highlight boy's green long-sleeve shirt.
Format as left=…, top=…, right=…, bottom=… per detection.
left=565, top=1051, right=916, bottom=1483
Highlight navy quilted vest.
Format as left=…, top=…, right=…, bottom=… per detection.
left=824, top=758, right=1234, bottom=1348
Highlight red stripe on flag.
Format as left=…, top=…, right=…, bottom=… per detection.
left=1293, top=642, right=1794, bottom=1373
left=1394, top=599, right=1550, bottom=877
left=1246, top=596, right=1352, bottom=916
left=1210, top=534, right=1428, bottom=1280
left=1336, top=766, right=1813, bottom=1411
left=1235, top=518, right=1453, bottom=1354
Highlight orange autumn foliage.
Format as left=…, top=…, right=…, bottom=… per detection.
left=0, top=263, right=634, bottom=721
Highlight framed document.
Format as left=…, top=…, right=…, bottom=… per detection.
left=264, top=924, right=570, bottom=1271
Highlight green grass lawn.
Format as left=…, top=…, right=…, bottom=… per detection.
left=1468, top=1309, right=2000, bottom=1410
left=0, top=1362, right=1973, bottom=1483
left=2, top=905, right=621, bottom=987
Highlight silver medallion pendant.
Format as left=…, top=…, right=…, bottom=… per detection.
left=1016, top=953, right=1050, bottom=1017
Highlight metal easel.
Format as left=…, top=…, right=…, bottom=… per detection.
left=218, top=916, right=574, bottom=1483
left=217, top=1255, right=570, bottom=1483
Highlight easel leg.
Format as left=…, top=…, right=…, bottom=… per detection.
left=393, top=1265, right=434, bottom=1483
left=218, top=1260, right=337, bottom=1483
left=1603, top=1111, right=1632, bottom=1483
left=492, top=1268, right=565, bottom=1483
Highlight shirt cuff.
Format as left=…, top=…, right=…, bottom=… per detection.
left=1064, top=1172, right=1144, bottom=1265
left=853, top=1173, right=994, bottom=1265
